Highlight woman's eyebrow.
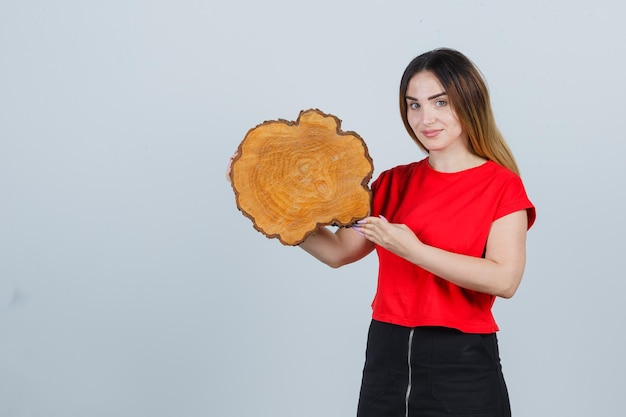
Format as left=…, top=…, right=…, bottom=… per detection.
left=428, top=92, right=446, bottom=100
left=405, top=92, right=447, bottom=101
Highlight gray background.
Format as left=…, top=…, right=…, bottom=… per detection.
left=1, top=1, right=624, bottom=416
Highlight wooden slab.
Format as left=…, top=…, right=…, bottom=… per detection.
left=230, top=109, right=374, bottom=245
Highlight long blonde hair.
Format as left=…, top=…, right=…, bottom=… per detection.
left=399, top=48, right=520, bottom=175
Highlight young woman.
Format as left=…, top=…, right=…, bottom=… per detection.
left=230, top=48, right=535, bottom=417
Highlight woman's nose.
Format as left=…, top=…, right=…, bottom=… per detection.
left=421, top=107, right=436, bottom=125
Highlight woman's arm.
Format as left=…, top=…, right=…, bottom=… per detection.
left=354, top=210, right=528, bottom=298
left=299, top=226, right=376, bottom=268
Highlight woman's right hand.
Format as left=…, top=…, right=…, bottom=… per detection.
left=225, top=151, right=238, bottom=183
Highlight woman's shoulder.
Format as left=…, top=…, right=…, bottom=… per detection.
left=377, top=158, right=428, bottom=179
left=371, top=159, right=425, bottom=194
left=478, top=160, right=524, bottom=183
left=485, top=159, right=516, bottom=174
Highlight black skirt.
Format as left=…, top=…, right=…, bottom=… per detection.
left=357, top=320, right=511, bottom=417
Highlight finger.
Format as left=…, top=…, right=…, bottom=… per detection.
left=226, top=162, right=233, bottom=182
left=226, top=151, right=239, bottom=182
left=352, top=226, right=365, bottom=238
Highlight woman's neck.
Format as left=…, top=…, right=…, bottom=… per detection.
left=427, top=151, right=487, bottom=173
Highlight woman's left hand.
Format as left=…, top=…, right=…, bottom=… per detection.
left=352, top=215, right=422, bottom=259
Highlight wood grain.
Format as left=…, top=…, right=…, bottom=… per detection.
left=230, top=109, right=374, bottom=245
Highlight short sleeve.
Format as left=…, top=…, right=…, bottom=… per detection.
left=494, top=175, right=536, bottom=229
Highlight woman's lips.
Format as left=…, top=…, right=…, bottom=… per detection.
left=421, top=129, right=442, bottom=139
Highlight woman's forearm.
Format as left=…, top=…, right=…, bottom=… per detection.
left=406, top=243, right=525, bottom=298
left=355, top=210, right=528, bottom=298
left=299, top=227, right=375, bottom=268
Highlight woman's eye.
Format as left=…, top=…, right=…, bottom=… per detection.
left=409, top=102, right=420, bottom=109
left=435, top=100, right=447, bottom=107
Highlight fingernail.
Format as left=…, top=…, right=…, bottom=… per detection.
left=379, top=215, right=388, bottom=222
left=357, top=220, right=367, bottom=224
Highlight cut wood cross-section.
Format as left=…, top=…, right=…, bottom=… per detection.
left=230, top=109, right=374, bottom=245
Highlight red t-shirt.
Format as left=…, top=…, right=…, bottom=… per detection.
left=370, top=158, right=536, bottom=333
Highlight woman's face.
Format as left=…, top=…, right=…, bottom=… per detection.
left=405, top=71, right=467, bottom=154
